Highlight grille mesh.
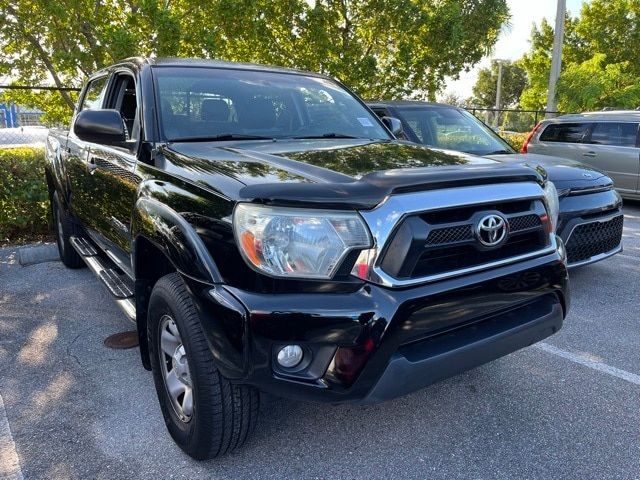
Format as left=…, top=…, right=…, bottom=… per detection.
left=566, top=215, right=623, bottom=264
left=509, top=214, right=541, bottom=232
left=426, top=225, right=473, bottom=245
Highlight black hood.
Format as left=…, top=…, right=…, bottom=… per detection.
left=484, top=153, right=612, bottom=193
left=162, top=139, right=544, bottom=209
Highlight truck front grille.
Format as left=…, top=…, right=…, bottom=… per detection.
left=566, top=215, right=623, bottom=264
left=379, top=200, right=550, bottom=281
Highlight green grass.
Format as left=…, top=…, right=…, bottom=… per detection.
left=0, top=147, right=52, bottom=246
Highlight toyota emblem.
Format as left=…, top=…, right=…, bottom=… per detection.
left=476, top=214, right=508, bottom=248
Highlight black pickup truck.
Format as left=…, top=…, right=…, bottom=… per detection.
left=45, top=57, right=569, bottom=460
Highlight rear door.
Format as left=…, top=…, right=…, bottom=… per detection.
left=582, top=121, right=640, bottom=195
left=530, top=121, right=593, bottom=161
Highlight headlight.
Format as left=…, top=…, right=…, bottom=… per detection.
left=233, top=204, right=372, bottom=279
left=543, top=181, right=560, bottom=232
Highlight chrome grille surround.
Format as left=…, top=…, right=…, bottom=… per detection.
left=357, top=182, right=557, bottom=288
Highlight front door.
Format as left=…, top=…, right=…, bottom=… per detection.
left=66, top=75, right=110, bottom=230
left=84, top=72, right=142, bottom=277
left=582, top=121, right=640, bottom=195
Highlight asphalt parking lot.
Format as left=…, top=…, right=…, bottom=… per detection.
left=1, top=204, right=639, bottom=480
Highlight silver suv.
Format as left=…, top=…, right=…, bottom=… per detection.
left=524, top=111, right=640, bottom=199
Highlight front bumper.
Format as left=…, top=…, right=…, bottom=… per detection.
left=557, top=189, right=624, bottom=267
left=208, top=249, right=568, bottom=404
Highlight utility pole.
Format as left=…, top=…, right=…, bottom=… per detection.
left=546, top=0, right=566, bottom=117
left=494, top=59, right=504, bottom=127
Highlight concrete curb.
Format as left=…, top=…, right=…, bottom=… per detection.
left=17, top=243, right=59, bottom=266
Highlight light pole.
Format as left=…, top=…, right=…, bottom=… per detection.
left=493, top=59, right=505, bottom=127
left=546, top=0, right=566, bottom=117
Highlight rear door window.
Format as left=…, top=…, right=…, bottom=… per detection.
left=539, top=122, right=591, bottom=143
left=589, top=122, right=639, bottom=147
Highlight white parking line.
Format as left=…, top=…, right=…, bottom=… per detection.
left=0, top=393, right=23, bottom=480
left=535, top=342, right=640, bottom=386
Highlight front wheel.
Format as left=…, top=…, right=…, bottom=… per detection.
left=51, top=194, right=84, bottom=269
left=148, top=273, right=259, bottom=459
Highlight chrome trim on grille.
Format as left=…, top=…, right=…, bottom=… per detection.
left=358, top=182, right=556, bottom=288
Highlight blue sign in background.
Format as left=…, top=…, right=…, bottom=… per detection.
left=0, top=103, right=19, bottom=127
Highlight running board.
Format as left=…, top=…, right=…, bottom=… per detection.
left=70, top=235, right=98, bottom=256
left=70, top=236, right=136, bottom=323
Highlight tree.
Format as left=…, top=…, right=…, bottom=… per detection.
left=0, top=0, right=510, bottom=124
left=470, top=60, right=527, bottom=108
left=557, top=54, right=640, bottom=111
left=518, top=0, right=640, bottom=112
left=437, top=92, right=469, bottom=107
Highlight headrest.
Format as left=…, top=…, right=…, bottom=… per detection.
left=201, top=99, right=230, bottom=122
left=242, top=98, right=276, bottom=129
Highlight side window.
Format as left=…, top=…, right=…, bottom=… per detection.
left=539, top=122, right=591, bottom=143
left=80, top=76, right=109, bottom=112
left=590, top=122, right=639, bottom=147
left=105, top=73, right=139, bottom=141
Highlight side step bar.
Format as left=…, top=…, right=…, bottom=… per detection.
left=70, top=235, right=136, bottom=323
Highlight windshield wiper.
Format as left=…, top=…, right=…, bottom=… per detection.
left=170, top=134, right=275, bottom=142
left=290, top=133, right=361, bottom=139
left=485, top=149, right=513, bottom=155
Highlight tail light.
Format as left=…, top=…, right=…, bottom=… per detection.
left=521, top=122, right=542, bottom=153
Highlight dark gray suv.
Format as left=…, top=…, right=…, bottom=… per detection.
left=368, top=101, right=624, bottom=268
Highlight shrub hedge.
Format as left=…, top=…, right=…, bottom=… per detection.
left=499, top=132, right=529, bottom=152
left=0, top=147, right=51, bottom=246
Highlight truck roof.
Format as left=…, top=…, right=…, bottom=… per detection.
left=105, top=56, right=330, bottom=79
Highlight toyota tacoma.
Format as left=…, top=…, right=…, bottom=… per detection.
left=45, top=58, right=569, bottom=460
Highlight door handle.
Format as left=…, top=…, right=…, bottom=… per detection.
left=87, top=158, right=98, bottom=174
left=582, top=151, right=597, bottom=157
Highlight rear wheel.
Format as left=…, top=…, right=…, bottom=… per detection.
left=51, top=194, right=84, bottom=269
left=148, top=273, right=259, bottom=459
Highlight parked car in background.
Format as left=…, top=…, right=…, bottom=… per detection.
left=368, top=101, right=624, bottom=267
left=46, top=58, right=570, bottom=459
left=522, top=111, right=640, bottom=200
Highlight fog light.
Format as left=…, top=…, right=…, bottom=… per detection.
left=277, top=345, right=303, bottom=368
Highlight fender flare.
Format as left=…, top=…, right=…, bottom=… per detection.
left=131, top=197, right=222, bottom=284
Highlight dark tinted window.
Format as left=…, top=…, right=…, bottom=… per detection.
left=590, top=122, right=638, bottom=147
left=80, top=76, right=109, bottom=111
left=539, top=122, right=591, bottom=143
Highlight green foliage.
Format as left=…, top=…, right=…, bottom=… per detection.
left=0, top=147, right=51, bottom=245
left=471, top=60, right=527, bottom=108
left=0, top=0, right=509, bottom=120
left=499, top=131, right=528, bottom=151
left=519, top=0, right=640, bottom=112
left=557, top=54, right=640, bottom=111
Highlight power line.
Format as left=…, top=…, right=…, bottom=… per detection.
left=0, top=85, right=81, bottom=92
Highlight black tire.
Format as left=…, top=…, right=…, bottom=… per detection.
left=148, top=273, right=259, bottom=460
left=51, top=194, right=84, bottom=269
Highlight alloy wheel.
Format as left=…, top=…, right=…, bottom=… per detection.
left=158, top=314, right=193, bottom=423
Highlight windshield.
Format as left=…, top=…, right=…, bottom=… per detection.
left=153, top=66, right=391, bottom=142
left=394, top=105, right=515, bottom=156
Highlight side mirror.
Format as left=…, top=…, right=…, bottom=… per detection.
left=381, top=116, right=404, bottom=137
left=73, top=109, right=127, bottom=145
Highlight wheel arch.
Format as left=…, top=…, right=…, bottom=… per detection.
left=130, top=197, right=227, bottom=370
